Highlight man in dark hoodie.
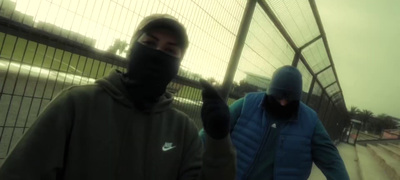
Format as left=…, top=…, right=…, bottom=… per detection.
left=201, top=65, right=349, bottom=180
left=0, top=14, right=235, bottom=180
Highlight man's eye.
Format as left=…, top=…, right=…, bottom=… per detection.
left=142, top=40, right=157, bottom=47
left=166, top=48, right=178, bottom=55
left=165, top=48, right=181, bottom=58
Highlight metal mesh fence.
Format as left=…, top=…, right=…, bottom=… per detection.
left=0, top=33, right=124, bottom=159
left=234, top=0, right=348, bottom=143
left=0, top=0, right=349, bottom=163
left=267, top=0, right=319, bottom=47
left=297, top=60, right=312, bottom=102
left=308, top=83, right=322, bottom=111
left=302, top=39, right=330, bottom=73
left=234, top=4, right=294, bottom=86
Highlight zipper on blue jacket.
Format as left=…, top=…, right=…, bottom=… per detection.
left=243, top=117, right=273, bottom=179
left=273, top=121, right=286, bottom=179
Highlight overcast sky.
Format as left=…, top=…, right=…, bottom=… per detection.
left=316, top=0, right=400, bottom=118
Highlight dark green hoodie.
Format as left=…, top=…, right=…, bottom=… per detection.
left=0, top=70, right=236, bottom=180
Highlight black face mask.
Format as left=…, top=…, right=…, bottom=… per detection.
left=264, top=95, right=299, bottom=120
left=125, top=42, right=180, bottom=101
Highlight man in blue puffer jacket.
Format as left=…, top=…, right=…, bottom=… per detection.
left=200, top=65, right=349, bottom=180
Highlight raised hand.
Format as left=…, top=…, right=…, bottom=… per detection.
left=199, top=79, right=230, bottom=140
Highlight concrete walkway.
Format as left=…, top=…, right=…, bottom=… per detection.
left=356, top=145, right=390, bottom=180
left=309, top=143, right=360, bottom=180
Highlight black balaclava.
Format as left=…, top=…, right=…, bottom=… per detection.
left=264, top=95, right=300, bottom=120
left=265, top=66, right=303, bottom=120
left=124, top=14, right=188, bottom=107
left=125, top=42, right=180, bottom=99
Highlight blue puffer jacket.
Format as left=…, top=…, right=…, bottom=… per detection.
left=231, top=92, right=317, bottom=180
left=200, top=66, right=348, bottom=180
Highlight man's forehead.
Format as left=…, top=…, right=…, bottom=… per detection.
left=144, top=28, right=182, bottom=46
left=146, top=28, right=180, bottom=37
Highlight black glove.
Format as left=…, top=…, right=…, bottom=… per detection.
left=200, top=79, right=230, bottom=140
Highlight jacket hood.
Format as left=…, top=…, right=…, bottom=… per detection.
left=267, top=66, right=302, bottom=101
left=128, top=14, right=189, bottom=55
left=96, top=69, right=174, bottom=113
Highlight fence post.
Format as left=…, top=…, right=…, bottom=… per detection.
left=220, top=0, right=257, bottom=102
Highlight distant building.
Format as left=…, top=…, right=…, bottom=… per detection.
left=382, top=129, right=400, bottom=139
left=243, top=72, right=271, bottom=91
left=0, top=0, right=96, bottom=47
left=0, top=0, right=16, bottom=18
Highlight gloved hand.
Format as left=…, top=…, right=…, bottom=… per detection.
left=200, top=79, right=230, bottom=140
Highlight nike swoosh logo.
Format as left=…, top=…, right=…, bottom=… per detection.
left=162, top=146, right=176, bottom=151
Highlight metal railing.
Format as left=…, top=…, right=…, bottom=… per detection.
left=0, top=0, right=348, bottom=163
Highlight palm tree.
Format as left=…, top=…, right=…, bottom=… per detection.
left=366, top=114, right=397, bottom=135
left=348, top=106, right=360, bottom=119
left=358, top=109, right=374, bottom=130
left=376, top=114, right=397, bottom=129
